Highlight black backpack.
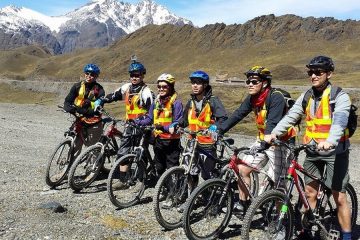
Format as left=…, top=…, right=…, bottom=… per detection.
left=301, top=86, right=358, bottom=138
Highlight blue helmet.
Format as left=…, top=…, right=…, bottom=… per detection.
left=128, top=61, right=146, bottom=74
left=83, top=63, right=100, bottom=75
left=189, top=70, right=209, bottom=83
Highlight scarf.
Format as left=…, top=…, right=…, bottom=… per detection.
left=251, top=87, right=270, bottom=108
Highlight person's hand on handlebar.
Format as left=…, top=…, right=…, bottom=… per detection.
left=317, top=141, right=334, bottom=151
left=168, top=122, right=178, bottom=134
left=264, top=133, right=277, bottom=144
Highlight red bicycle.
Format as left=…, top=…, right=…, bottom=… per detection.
left=242, top=140, right=358, bottom=240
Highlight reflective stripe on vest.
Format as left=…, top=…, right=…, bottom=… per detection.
left=125, top=89, right=147, bottom=120
left=303, top=87, right=349, bottom=143
left=153, top=94, right=180, bottom=139
left=188, top=100, right=214, bottom=144
left=255, top=102, right=297, bottom=141
left=74, top=81, right=101, bottom=124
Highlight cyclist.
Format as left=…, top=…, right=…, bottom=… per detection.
left=135, top=73, right=183, bottom=176
left=265, top=56, right=352, bottom=240
left=218, top=66, right=296, bottom=212
left=175, top=70, right=228, bottom=197
left=63, top=63, right=105, bottom=157
left=101, top=58, right=154, bottom=188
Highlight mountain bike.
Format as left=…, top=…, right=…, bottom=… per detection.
left=242, top=140, right=358, bottom=240
left=67, top=108, right=124, bottom=192
left=182, top=142, right=277, bottom=240
left=45, top=106, right=85, bottom=188
left=152, top=128, right=259, bottom=230
left=107, top=124, right=157, bottom=208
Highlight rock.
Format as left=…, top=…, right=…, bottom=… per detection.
left=38, top=201, right=67, bottom=213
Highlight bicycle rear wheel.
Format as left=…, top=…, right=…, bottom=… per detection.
left=68, top=144, right=103, bottom=191
left=45, top=139, right=73, bottom=188
left=183, top=178, right=233, bottom=240
left=107, top=154, right=146, bottom=208
left=319, top=183, right=358, bottom=240
left=242, top=189, right=294, bottom=240
left=153, top=166, right=188, bottom=230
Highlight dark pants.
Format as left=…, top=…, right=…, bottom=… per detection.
left=117, top=125, right=142, bottom=160
left=153, top=138, right=182, bottom=176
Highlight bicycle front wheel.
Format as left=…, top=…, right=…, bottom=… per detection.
left=242, top=189, right=294, bottom=240
left=319, top=183, right=358, bottom=240
left=153, top=166, right=188, bottom=230
left=45, top=139, right=73, bottom=188
left=101, top=135, right=121, bottom=173
left=68, top=144, right=104, bottom=191
left=183, top=178, right=233, bottom=240
left=107, top=154, right=146, bottom=208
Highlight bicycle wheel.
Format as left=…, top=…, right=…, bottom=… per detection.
left=45, top=139, right=73, bottom=188
left=153, top=166, right=188, bottom=230
left=68, top=144, right=103, bottom=191
left=250, top=171, right=260, bottom=197
left=107, top=154, right=146, bottom=208
left=319, top=183, right=358, bottom=240
left=183, top=178, right=233, bottom=240
left=242, top=189, right=294, bottom=240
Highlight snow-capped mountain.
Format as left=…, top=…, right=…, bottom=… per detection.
left=0, top=0, right=193, bottom=54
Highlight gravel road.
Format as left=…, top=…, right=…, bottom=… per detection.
left=0, top=103, right=359, bottom=239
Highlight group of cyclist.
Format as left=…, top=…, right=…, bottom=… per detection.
left=63, top=55, right=353, bottom=240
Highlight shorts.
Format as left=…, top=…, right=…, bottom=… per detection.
left=239, top=141, right=292, bottom=184
left=303, top=150, right=350, bottom=192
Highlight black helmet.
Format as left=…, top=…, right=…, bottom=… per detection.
left=306, top=56, right=334, bottom=72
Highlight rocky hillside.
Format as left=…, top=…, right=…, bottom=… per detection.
left=1, top=14, right=360, bottom=85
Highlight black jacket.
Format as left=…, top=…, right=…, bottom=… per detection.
left=64, top=81, right=105, bottom=117
left=219, top=88, right=287, bottom=135
left=179, top=85, right=228, bottom=127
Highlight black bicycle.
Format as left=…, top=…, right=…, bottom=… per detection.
left=242, top=140, right=358, bottom=240
left=67, top=109, right=123, bottom=191
left=45, top=106, right=85, bottom=188
left=107, top=123, right=157, bottom=208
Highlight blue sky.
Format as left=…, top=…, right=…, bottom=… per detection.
left=1, top=0, right=360, bottom=26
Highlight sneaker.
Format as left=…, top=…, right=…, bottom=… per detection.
left=112, top=180, right=129, bottom=190
left=233, top=201, right=245, bottom=213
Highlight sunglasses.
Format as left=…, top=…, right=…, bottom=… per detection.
left=190, top=79, right=203, bottom=85
left=157, top=84, right=169, bottom=90
left=246, top=79, right=262, bottom=85
left=85, top=72, right=97, bottom=77
left=130, top=73, right=142, bottom=78
left=307, top=70, right=326, bottom=77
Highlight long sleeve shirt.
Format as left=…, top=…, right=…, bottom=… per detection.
left=219, top=91, right=287, bottom=135
left=272, top=84, right=350, bottom=152
left=135, top=98, right=183, bottom=132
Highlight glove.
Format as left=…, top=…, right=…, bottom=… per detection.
left=169, top=122, right=178, bottom=134
left=94, top=99, right=103, bottom=108
left=208, top=124, right=217, bottom=132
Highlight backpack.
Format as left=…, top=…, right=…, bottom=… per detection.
left=301, top=86, right=358, bottom=138
left=268, top=88, right=296, bottom=110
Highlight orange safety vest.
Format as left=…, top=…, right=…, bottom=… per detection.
left=303, top=87, right=349, bottom=143
left=74, top=81, right=101, bottom=124
left=255, top=102, right=297, bottom=141
left=125, top=87, right=148, bottom=120
left=188, top=100, right=214, bottom=145
left=153, top=93, right=180, bottom=139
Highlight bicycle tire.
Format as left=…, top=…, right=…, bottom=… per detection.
left=107, top=154, right=146, bottom=208
left=68, top=144, right=104, bottom=191
left=183, top=178, right=233, bottom=240
left=153, top=166, right=188, bottom=230
left=242, top=189, right=294, bottom=240
left=319, top=183, right=358, bottom=240
left=45, top=139, right=73, bottom=188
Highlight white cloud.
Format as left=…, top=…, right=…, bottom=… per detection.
left=177, top=0, right=360, bottom=26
